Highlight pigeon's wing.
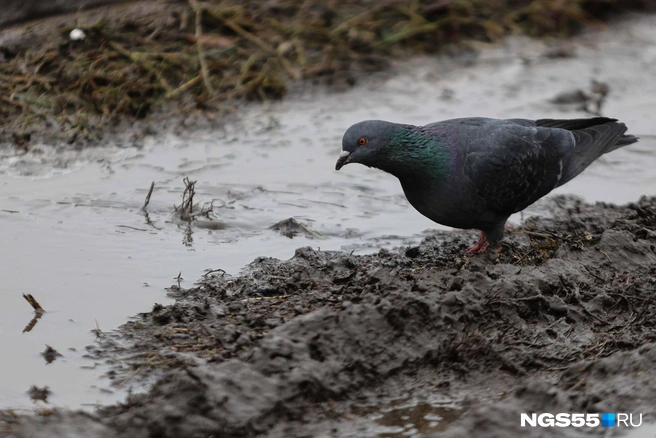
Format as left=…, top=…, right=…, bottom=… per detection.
left=462, top=124, right=568, bottom=215
left=535, top=117, right=618, bottom=130
left=505, top=117, right=619, bottom=131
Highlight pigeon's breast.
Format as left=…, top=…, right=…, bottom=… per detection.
left=400, top=169, right=501, bottom=231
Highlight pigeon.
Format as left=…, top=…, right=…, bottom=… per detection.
left=335, top=117, right=638, bottom=253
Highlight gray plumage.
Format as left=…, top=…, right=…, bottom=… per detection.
left=335, top=117, right=638, bottom=252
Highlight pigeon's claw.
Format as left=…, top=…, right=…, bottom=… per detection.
left=466, top=231, right=489, bottom=254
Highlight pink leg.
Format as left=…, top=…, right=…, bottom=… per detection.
left=466, top=231, right=489, bottom=254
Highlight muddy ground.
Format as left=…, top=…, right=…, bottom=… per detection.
left=4, top=195, right=655, bottom=437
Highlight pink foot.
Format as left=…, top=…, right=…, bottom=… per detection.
left=466, top=231, right=489, bottom=254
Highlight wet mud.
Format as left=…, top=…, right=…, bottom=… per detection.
left=8, top=195, right=656, bottom=437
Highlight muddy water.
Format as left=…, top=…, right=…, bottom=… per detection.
left=351, top=396, right=462, bottom=436
left=1, top=14, right=656, bottom=412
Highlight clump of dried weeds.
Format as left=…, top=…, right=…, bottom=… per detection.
left=0, top=0, right=653, bottom=145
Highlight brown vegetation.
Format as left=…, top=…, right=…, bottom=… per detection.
left=0, top=0, right=654, bottom=145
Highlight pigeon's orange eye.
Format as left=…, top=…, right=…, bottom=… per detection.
left=358, top=137, right=367, bottom=146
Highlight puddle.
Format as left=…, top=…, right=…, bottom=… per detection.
left=1, top=14, right=656, bottom=411
left=352, top=396, right=463, bottom=437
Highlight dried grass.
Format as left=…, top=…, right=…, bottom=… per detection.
left=0, top=0, right=650, bottom=144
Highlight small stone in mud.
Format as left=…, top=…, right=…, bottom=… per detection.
left=27, top=385, right=51, bottom=402
left=270, top=218, right=324, bottom=239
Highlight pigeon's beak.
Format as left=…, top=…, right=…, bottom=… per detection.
left=335, top=150, right=351, bottom=170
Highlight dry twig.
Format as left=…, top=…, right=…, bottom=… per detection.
left=142, top=181, right=155, bottom=211
left=176, top=177, right=197, bottom=220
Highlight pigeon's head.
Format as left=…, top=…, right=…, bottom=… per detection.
left=335, top=120, right=398, bottom=171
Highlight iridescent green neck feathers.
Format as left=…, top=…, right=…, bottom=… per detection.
left=376, top=128, right=451, bottom=184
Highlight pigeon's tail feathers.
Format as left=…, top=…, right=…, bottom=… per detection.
left=536, top=117, right=618, bottom=131
left=557, top=121, right=636, bottom=187
left=607, top=133, right=639, bottom=152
